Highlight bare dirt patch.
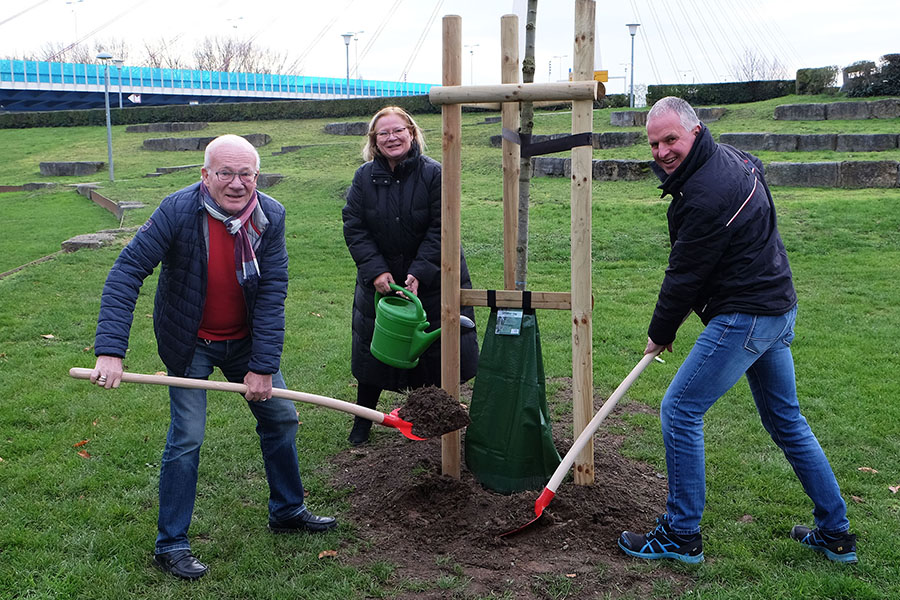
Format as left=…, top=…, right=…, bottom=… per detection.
left=331, top=380, right=693, bottom=598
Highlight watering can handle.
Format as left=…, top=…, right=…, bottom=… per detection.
left=374, top=282, right=426, bottom=319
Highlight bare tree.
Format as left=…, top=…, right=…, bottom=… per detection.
left=36, top=41, right=93, bottom=63
left=731, top=48, right=787, bottom=81
left=515, top=0, right=538, bottom=291
left=192, top=36, right=301, bottom=74
left=141, top=38, right=189, bottom=70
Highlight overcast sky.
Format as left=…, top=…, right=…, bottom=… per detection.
left=2, top=0, right=897, bottom=94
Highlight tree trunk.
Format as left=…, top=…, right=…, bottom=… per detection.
left=515, top=0, right=538, bottom=292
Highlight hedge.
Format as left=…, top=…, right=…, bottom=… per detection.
left=646, top=80, right=794, bottom=106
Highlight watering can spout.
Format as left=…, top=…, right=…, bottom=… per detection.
left=410, top=326, right=441, bottom=361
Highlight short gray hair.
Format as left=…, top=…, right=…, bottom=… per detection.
left=203, top=134, right=261, bottom=171
left=647, top=96, right=700, bottom=132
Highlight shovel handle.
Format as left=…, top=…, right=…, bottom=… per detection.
left=544, top=351, right=659, bottom=495
left=68, top=367, right=387, bottom=423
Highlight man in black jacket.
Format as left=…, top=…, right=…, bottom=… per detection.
left=617, top=97, right=856, bottom=564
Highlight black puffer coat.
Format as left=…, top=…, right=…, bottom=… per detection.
left=648, top=124, right=797, bottom=346
left=342, top=147, right=479, bottom=390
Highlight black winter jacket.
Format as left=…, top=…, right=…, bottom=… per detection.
left=342, top=148, right=479, bottom=389
left=648, top=124, right=797, bottom=346
left=95, top=182, right=288, bottom=376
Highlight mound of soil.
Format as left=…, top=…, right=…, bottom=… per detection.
left=397, top=385, right=470, bottom=439
left=331, top=381, right=691, bottom=599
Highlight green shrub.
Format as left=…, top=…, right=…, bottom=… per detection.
left=795, top=66, right=838, bottom=94
left=647, top=80, right=794, bottom=105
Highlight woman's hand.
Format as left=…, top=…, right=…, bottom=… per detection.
left=404, top=274, right=419, bottom=296
left=374, top=272, right=395, bottom=294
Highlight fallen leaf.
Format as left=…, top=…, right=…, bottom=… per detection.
left=739, top=514, right=754, bottom=523
left=318, top=550, right=338, bottom=559
left=0, top=457, right=4, bottom=462
left=565, top=573, right=576, bottom=578
left=0, top=353, right=7, bottom=358
left=83, top=346, right=92, bottom=352
left=155, top=371, right=166, bottom=376
left=92, top=419, right=99, bottom=426
left=77, top=450, right=91, bottom=459
left=857, top=466, right=879, bottom=474
left=73, top=439, right=90, bottom=448
left=890, top=484, right=900, bottom=494
left=41, top=334, right=55, bottom=339
left=309, top=312, right=323, bottom=318
left=851, top=495, right=865, bottom=504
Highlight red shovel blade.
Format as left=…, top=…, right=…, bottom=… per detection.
left=498, top=487, right=556, bottom=538
left=382, top=408, right=427, bottom=441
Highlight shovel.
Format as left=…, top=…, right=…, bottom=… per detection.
left=68, top=367, right=426, bottom=441
left=500, top=351, right=660, bottom=537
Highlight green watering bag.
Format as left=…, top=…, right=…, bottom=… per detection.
left=464, top=308, right=561, bottom=493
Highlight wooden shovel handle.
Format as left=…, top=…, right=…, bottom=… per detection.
left=68, top=367, right=386, bottom=423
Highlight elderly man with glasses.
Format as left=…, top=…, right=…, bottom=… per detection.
left=90, top=134, right=336, bottom=581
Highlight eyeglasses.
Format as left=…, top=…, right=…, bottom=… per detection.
left=215, top=170, right=258, bottom=184
left=374, top=127, right=408, bottom=139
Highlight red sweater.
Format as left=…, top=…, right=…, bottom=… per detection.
left=198, top=215, right=250, bottom=340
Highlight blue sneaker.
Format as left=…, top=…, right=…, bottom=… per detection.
left=618, top=515, right=704, bottom=564
left=790, top=525, right=858, bottom=564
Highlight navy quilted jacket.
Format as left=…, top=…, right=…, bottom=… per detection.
left=94, top=182, right=288, bottom=376
left=648, top=125, right=797, bottom=346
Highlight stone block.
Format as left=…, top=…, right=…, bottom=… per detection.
left=868, top=98, right=900, bottom=119
left=75, top=183, right=100, bottom=198
left=323, top=121, right=369, bottom=136
left=796, top=134, right=837, bottom=152
left=616, top=160, right=654, bottom=180
left=719, top=133, right=768, bottom=151
left=531, top=157, right=569, bottom=177
left=61, top=232, right=116, bottom=252
left=482, top=116, right=501, bottom=124
left=142, top=134, right=270, bottom=151
left=126, top=122, right=208, bottom=133
left=593, top=131, right=642, bottom=149
left=39, top=161, right=105, bottom=176
left=239, top=133, right=272, bottom=148
left=825, top=102, right=870, bottom=120
left=610, top=111, right=646, bottom=127
left=765, top=134, right=799, bottom=152
left=695, top=107, right=727, bottom=122
left=257, top=173, right=285, bottom=188
left=22, top=182, right=57, bottom=190
left=774, top=104, right=826, bottom=121
left=835, top=134, right=898, bottom=153
left=591, top=160, right=619, bottom=180
left=839, top=161, right=899, bottom=188
left=765, top=162, right=840, bottom=187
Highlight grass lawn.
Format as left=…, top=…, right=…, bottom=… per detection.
left=1, top=96, right=899, bottom=599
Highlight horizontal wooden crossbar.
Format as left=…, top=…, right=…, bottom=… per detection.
left=429, top=81, right=600, bottom=105
left=460, top=289, right=577, bottom=310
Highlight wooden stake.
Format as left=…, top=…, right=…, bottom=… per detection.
left=501, top=14, right=520, bottom=290
left=440, top=14, right=462, bottom=479
left=571, top=0, right=596, bottom=485
left=429, top=80, right=599, bottom=105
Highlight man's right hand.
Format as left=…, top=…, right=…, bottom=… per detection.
left=92, top=355, right=124, bottom=389
left=645, top=337, right=673, bottom=356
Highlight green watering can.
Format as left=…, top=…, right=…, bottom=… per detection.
left=371, top=283, right=441, bottom=369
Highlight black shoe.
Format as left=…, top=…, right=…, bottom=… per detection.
left=269, top=508, right=338, bottom=534
left=348, top=417, right=373, bottom=446
left=791, top=525, right=858, bottom=564
left=618, top=514, right=704, bottom=564
left=153, top=549, right=209, bottom=580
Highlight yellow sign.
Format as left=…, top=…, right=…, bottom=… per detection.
left=593, top=70, right=608, bottom=82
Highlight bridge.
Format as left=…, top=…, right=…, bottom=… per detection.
left=0, top=59, right=436, bottom=112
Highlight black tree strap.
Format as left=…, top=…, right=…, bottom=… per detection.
left=501, top=128, right=593, bottom=158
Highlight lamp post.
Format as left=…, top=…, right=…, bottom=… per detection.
left=96, top=52, right=114, bottom=182
left=113, top=58, right=123, bottom=109
left=626, top=23, right=640, bottom=107
left=464, top=44, right=479, bottom=85
left=341, top=33, right=353, bottom=99
left=552, top=54, right=568, bottom=81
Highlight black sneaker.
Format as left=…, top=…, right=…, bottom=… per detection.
left=268, top=508, right=338, bottom=534
left=618, top=515, right=704, bottom=564
left=790, top=525, right=858, bottom=564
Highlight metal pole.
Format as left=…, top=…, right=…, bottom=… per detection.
left=342, top=33, right=352, bottom=99
left=115, top=60, right=123, bottom=108
left=626, top=24, right=640, bottom=108
left=103, top=63, right=114, bottom=181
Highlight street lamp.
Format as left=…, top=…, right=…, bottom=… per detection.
left=626, top=23, right=640, bottom=107
left=96, top=52, right=114, bottom=182
left=464, top=44, right=479, bottom=85
left=341, top=33, right=353, bottom=99
left=552, top=54, right=568, bottom=81
left=113, top=58, right=124, bottom=109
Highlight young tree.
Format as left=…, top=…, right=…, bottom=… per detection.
left=515, top=0, right=538, bottom=291
left=731, top=48, right=787, bottom=81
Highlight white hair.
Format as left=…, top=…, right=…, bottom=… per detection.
left=203, top=134, right=261, bottom=171
left=647, top=96, right=700, bottom=132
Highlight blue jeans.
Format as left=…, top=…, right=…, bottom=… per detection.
left=155, top=337, right=306, bottom=554
left=661, top=306, right=849, bottom=536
